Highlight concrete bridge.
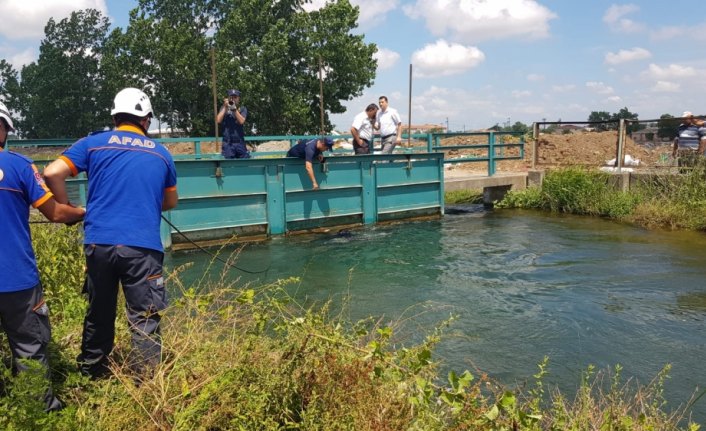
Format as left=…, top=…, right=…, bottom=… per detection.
left=444, top=169, right=533, bottom=205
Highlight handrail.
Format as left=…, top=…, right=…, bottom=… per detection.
left=8, top=131, right=525, bottom=177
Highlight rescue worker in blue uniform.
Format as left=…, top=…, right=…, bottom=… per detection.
left=216, top=89, right=250, bottom=159
left=286, top=137, right=334, bottom=190
left=0, top=101, right=85, bottom=410
left=43, top=88, right=178, bottom=379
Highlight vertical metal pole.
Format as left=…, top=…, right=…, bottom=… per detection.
left=319, top=57, right=325, bottom=139
left=532, top=122, right=539, bottom=169
left=407, top=64, right=412, bottom=148
left=210, top=47, right=219, bottom=142
left=488, top=132, right=496, bottom=176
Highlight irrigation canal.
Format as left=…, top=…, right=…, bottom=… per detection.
left=168, top=204, right=706, bottom=422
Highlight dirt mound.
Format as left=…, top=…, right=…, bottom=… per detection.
left=440, top=131, right=674, bottom=173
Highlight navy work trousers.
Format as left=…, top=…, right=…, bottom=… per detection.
left=77, top=245, right=167, bottom=379
left=221, top=140, right=251, bottom=159
left=0, top=283, right=62, bottom=410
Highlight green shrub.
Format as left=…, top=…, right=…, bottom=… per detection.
left=498, top=168, right=640, bottom=218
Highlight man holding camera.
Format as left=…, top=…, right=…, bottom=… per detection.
left=216, top=89, right=250, bottom=159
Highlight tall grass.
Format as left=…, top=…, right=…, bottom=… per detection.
left=498, top=165, right=706, bottom=230
left=629, top=161, right=706, bottom=230
left=0, top=222, right=699, bottom=429
left=497, top=167, right=640, bottom=219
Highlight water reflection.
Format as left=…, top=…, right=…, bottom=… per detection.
left=166, top=206, right=706, bottom=422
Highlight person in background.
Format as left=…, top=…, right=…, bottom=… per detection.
left=216, top=89, right=250, bottom=159
left=672, top=111, right=706, bottom=160
left=0, top=101, right=85, bottom=410
left=350, top=104, right=378, bottom=154
left=43, top=88, right=178, bottom=380
left=375, top=96, right=402, bottom=154
left=286, top=137, right=334, bottom=190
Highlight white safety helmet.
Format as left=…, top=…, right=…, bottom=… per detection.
left=0, top=101, right=14, bottom=131
left=110, top=88, right=153, bottom=118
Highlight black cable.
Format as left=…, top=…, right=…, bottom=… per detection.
left=160, top=215, right=270, bottom=274
left=31, top=216, right=268, bottom=274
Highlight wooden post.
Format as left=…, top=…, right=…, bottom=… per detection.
left=616, top=118, right=626, bottom=173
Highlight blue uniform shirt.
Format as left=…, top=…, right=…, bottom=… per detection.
left=222, top=106, right=248, bottom=143
left=61, top=125, right=177, bottom=252
left=286, top=139, right=322, bottom=162
left=0, top=149, right=53, bottom=292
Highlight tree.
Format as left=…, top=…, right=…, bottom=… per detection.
left=657, top=114, right=679, bottom=140
left=588, top=108, right=644, bottom=134
left=0, top=60, right=22, bottom=132
left=588, top=111, right=611, bottom=131
left=111, top=0, right=377, bottom=136
left=610, top=106, right=643, bottom=134
left=509, top=121, right=529, bottom=134
left=17, top=9, right=112, bottom=138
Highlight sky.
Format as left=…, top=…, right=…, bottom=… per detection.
left=2, top=0, right=706, bottom=132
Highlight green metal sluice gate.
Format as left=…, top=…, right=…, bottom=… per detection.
left=30, top=153, right=445, bottom=250
left=161, top=153, right=445, bottom=249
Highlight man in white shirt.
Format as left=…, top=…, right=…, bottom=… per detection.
left=350, top=104, right=378, bottom=154
left=375, top=96, right=402, bottom=154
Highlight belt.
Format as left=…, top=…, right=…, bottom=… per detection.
left=381, top=134, right=395, bottom=140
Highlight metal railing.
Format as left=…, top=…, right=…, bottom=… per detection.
left=8, top=131, right=525, bottom=177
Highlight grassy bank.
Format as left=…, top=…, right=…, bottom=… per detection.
left=497, top=164, right=706, bottom=231
left=0, top=223, right=699, bottom=429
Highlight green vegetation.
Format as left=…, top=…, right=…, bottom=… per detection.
left=497, top=164, right=706, bottom=231
left=587, top=107, right=644, bottom=133
left=445, top=189, right=483, bottom=204
left=0, top=222, right=699, bottom=429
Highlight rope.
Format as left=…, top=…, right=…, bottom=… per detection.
left=160, top=215, right=270, bottom=275
left=29, top=217, right=269, bottom=275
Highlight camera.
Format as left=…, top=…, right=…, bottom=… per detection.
left=228, top=101, right=237, bottom=110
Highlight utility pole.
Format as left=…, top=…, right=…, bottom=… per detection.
left=446, top=117, right=449, bottom=132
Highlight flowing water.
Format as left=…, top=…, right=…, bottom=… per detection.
left=167, top=205, right=706, bottom=422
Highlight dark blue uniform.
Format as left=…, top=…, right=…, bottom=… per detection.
left=61, top=124, right=177, bottom=378
left=221, top=106, right=250, bottom=159
left=0, top=148, right=62, bottom=410
left=286, top=139, right=324, bottom=162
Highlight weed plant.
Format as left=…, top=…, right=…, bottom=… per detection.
left=445, top=189, right=483, bottom=204
left=0, top=223, right=700, bottom=429
left=497, top=167, right=640, bottom=218
left=497, top=165, right=706, bottom=229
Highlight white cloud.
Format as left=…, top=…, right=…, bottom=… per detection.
left=303, top=0, right=397, bottom=29
left=602, top=4, right=644, bottom=33
left=586, top=81, right=614, bottom=95
left=411, top=40, right=485, bottom=78
left=512, top=90, right=531, bottom=98
left=0, top=45, right=36, bottom=68
left=374, top=48, right=400, bottom=70
left=606, top=96, right=622, bottom=103
left=640, top=63, right=698, bottom=80
left=9, top=48, right=37, bottom=68
left=650, top=26, right=683, bottom=41
left=1, top=0, right=108, bottom=40
left=651, top=81, right=680, bottom=93
left=403, top=0, right=557, bottom=44
left=552, top=84, right=576, bottom=92
left=604, top=47, right=651, bottom=65
left=526, top=73, right=544, bottom=82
